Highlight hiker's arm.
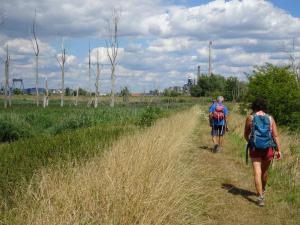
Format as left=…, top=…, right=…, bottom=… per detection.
left=271, top=118, right=281, bottom=152
left=244, top=116, right=251, bottom=142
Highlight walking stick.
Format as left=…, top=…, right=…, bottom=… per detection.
left=245, top=143, right=249, bottom=165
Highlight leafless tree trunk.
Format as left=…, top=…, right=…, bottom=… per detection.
left=43, top=76, right=49, bottom=108
left=4, top=46, right=10, bottom=108
left=75, top=86, right=79, bottom=106
left=287, top=38, right=300, bottom=82
left=106, top=8, right=120, bottom=108
left=31, top=10, right=40, bottom=106
left=56, top=40, right=66, bottom=107
left=95, top=49, right=101, bottom=108
left=88, top=43, right=91, bottom=97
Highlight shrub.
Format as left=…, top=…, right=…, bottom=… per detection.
left=247, top=64, right=300, bottom=127
left=52, top=115, right=93, bottom=134
left=137, top=107, right=165, bottom=127
left=0, top=116, right=32, bottom=142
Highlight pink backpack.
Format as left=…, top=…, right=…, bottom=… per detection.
left=213, top=105, right=225, bottom=121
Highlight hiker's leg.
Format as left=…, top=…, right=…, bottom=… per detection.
left=211, top=127, right=218, bottom=145
left=218, top=126, right=225, bottom=147
left=252, top=159, right=263, bottom=196
left=219, top=135, right=224, bottom=147
left=261, top=160, right=272, bottom=191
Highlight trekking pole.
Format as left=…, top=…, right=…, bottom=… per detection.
left=245, top=143, right=249, bottom=165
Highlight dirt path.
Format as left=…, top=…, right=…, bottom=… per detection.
left=186, top=112, right=297, bottom=225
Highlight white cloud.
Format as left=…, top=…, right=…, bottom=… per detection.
left=1, top=0, right=300, bottom=92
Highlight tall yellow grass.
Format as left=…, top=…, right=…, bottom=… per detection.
left=10, top=107, right=203, bottom=225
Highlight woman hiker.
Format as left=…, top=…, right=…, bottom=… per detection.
left=244, top=98, right=282, bottom=207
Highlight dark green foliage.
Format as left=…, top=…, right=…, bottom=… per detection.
left=65, top=87, right=72, bottom=96
left=137, top=106, right=165, bottom=127
left=247, top=64, right=300, bottom=128
left=121, top=86, right=130, bottom=102
left=13, top=88, right=22, bottom=95
left=52, top=115, right=93, bottom=134
left=224, top=77, right=247, bottom=101
left=238, top=102, right=249, bottom=115
left=78, top=87, right=88, bottom=96
left=192, top=74, right=222, bottom=97
left=191, top=74, right=247, bottom=101
left=163, top=88, right=181, bottom=97
left=190, top=85, right=202, bottom=97
left=0, top=115, right=32, bottom=142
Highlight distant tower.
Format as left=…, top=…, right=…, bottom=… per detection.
left=208, top=41, right=212, bottom=76
left=197, top=65, right=201, bottom=77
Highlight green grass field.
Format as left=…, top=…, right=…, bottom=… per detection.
left=0, top=96, right=199, bottom=212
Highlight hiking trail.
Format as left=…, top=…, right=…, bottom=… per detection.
left=186, top=108, right=297, bottom=225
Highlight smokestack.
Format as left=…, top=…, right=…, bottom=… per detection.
left=197, top=65, right=201, bottom=77
left=208, top=41, right=212, bottom=76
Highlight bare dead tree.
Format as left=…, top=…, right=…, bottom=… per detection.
left=88, top=43, right=91, bottom=96
left=286, top=38, right=300, bottom=82
left=31, top=10, right=40, bottom=106
left=4, top=46, right=10, bottom=108
left=106, top=8, right=120, bottom=107
left=56, top=40, right=66, bottom=107
left=94, top=49, right=101, bottom=108
left=43, top=76, right=49, bottom=108
left=75, top=86, right=79, bottom=106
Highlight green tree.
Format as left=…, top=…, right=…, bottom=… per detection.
left=247, top=64, right=300, bottom=127
left=194, top=74, right=226, bottom=97
left=78, top=88, right=88, bottom=96
left=65, top=87, right=71, bottom=96
left=120, top=86, right=130, bottom=103
left=13, top=88, right=22, bottom=95
left=224, top=77, right=247, bottom=102
left=190, top=85, right=202, bottom=97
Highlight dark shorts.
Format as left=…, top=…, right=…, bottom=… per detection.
left=211, top=125, right=225, bottom=136
left=250, top=147, right=274, bottom=161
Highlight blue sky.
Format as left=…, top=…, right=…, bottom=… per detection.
left=1, top=0, right=300, bottom=93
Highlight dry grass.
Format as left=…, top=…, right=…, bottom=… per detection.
left=8, top=107, right=203, bottom=225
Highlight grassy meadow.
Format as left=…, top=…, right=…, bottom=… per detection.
left=0, top=96, right=299, bottom=224
left=0, top=96, right=199, bottom=215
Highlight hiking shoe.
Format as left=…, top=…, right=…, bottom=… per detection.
left=257, top=195, right=265, bottom=207
left=213, top=144, right=219, bottom=153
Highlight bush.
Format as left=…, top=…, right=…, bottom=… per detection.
left=238, top=102, right=249, bottom=115
left=137, top=107, right=165, bottom=127
left=247, top=64, right=300, bottom=127
left=52, top=115, right=93, bottom=134
left=0, top=116, right=32, bottom=142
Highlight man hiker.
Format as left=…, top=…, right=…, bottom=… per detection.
left=209, top=96, right=229, bottom=152
left=244, top=98, right=281, bottom=207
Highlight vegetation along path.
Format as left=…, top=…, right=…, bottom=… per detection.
left=187, top=108, right=299, bottom=225
left=3, top=106, right=299, bottom=224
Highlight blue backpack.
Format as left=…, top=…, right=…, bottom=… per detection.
left=249, top=114, right=276, bottom=150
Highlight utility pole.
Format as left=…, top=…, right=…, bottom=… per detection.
left=208, top=41, right=212, bottom=76
left=4, top=45, right=10, bottom=108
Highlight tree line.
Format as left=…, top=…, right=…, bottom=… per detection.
left=187, top=64, right=299, bottom=130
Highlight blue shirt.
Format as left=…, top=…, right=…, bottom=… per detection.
left=209, top=103, right=229, bottom=126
